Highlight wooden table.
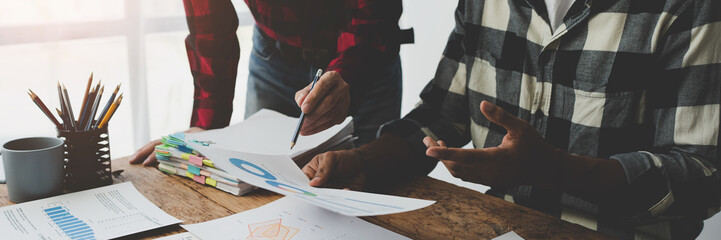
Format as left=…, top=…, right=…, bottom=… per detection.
left=0, top=157, right=611, bottom=239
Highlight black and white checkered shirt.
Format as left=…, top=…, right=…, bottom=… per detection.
left=380, top=0, right=721, bottom=239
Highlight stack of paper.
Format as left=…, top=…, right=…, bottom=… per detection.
left=154, top=109, right=355, bottom=195
left=155, top=133, right=256, bottom=196
left=175, top=109, right=435, bottom=217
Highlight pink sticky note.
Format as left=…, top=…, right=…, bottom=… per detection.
left=189, top=155, right=203, bottom=166
left=193, top=175, right=206, bottom=184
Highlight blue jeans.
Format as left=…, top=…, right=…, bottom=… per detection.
left=245, top=27, right=402, bottom=146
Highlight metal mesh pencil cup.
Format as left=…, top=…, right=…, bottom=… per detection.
left=57, top=126, right=112, bottom=191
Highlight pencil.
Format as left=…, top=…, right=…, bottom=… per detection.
left=85, top=86, right=104, bottom=131
left=79, top=85, right=96, bottom=128
left=61, top=84, right=77, bottom=130
left=28, top=90, right=63, bottom=130
left=290, top=69, right=323, bottom=149
left=98, top=94, right=122, bottom=129
left=94, top=84, right=120, bottom=129
left=57, top=82, right=72, bottom=130
left=78, top=72, right=93, bottom=123
left=55, top=108, right=68, bottom=130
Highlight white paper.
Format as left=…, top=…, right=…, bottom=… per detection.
left=186, top=109, right=353, bottom=158
left=182, top=197, right=410, bottom=240
left=0, top=182, right=181, bottom=240
left=186, top=146, right=434, bottom=216
left=154, top=232, right=201, bottom=240
left=493, top=231, right=525, bottom=240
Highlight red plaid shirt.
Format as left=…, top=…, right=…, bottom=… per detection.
left=183, top=0, right=403, bottom=129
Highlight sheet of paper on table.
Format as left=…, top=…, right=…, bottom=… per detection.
left=154, top=232, right=201, bottom=240
left=187, top=144, right=435, bottom=217
left=0, top=182, right=181, bottom=240
left=182, top=197, right=410, bottom=240
left=493, top=231, right=526, bottom=240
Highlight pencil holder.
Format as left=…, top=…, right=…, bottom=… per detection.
left=57, top=126, right=113, bottom=191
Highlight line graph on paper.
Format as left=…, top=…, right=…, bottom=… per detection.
left=43, top=205, right=96, bottom=240
left=247, top=218, right=299, bottom=240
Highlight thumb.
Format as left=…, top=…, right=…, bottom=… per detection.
left=480, top=101, right=526, bottom=135
left=295, top=86, right=311, bottom=107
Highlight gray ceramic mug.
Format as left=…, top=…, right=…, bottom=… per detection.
left=2, top=137, right=65, bottom=203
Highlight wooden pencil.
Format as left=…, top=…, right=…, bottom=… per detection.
left=78, top=72, right=93, bottom=123
left=85, top=86, right=104, bottom=131
left=61, top=84, right=77, bottom=130
left=94, top=84, right=120, bottom=129
left=28, top=90, right=63, bottom=130
left=98, top=94, right=122, bottom=129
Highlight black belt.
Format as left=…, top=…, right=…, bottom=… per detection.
left=257, top=30, right=334, bottom=68
left=258, top=28, right=415, bottom=69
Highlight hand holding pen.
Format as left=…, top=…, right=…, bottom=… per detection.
left=293, top=70, right=350, bottom=137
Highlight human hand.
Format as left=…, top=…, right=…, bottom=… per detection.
left=294, top=71, right=350, bottom=135
left=128, top=127, right=205, bottom=166
left=425, top=101, right=567, bottom=188
left=302, top=149, right=367, bottom=190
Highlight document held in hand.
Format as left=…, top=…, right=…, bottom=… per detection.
left=182, top=109, right=435, bottom=216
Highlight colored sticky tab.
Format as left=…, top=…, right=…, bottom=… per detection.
left=189, top=155, right=203, bottom=166
left=170, top=132, right=186, bottom=141
left=158, top=163, right=177, bottom=174
left=155, top=154, right=170, bottom=160
left=205, top=177, right=217, bottom=186
left=199, top=170, right=211, bottom=177
left=187, top=165, right=201, bottom=175
left=180, top=153, right=191, bottom=160
left=202, top=159, right=214, bottom=168
left=185, top=171, right=194, bottom=178
left=193, top=175, right=206, bottom=184
left=177, top=145, right=193, bottom=153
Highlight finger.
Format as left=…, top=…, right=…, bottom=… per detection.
left=427, top=147, right=497, bottom=164
left=437, top=140, right=447, bottom=147
left=129, top=139, right=161, bottom=164
left=301, top=103, right=345, bottom=135
left=309, top=154, right=337, bottom=187
left=295, top=85, right=311, bottom=107
left=142, top=153, right=158, bottom=166
left=301, top=72, right=340, bottom=113
left=423, top=136, right=439, bottom=148
left=440, top=159, right=464, bottom=179
left=302, top=157, right=319, bottom=180
left=480, top=101, right=527, bottom=136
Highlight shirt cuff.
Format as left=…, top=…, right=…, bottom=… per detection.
left=609, top=152, right=672, bottom=218
left=377, top=119, right=437, bottom=163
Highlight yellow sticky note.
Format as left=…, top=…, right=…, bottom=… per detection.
left=205, top=178, right=217, bottom=187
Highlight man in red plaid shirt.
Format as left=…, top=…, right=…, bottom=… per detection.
left=130, top=0, right=409, bottom=165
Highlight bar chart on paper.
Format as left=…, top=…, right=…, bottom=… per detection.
left=43, top=206, right=96, bottom=240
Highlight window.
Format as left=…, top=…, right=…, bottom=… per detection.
left=0, top=0, right=254, bottom=157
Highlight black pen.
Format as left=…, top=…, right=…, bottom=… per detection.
left=290, top=69, right=323, bottom=149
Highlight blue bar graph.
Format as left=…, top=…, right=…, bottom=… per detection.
left=43, top=206, right=96, bottom=240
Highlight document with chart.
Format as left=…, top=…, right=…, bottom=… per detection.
left=182, top=197, right=410, bottom=240
left=187, top=144, right=435, bottom=217
left=0, top=182, right=181, bottom=240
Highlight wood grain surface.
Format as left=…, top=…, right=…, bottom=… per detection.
left=0, top=157, right=612, bottom=239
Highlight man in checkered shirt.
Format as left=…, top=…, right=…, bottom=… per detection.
left=302, top=0, right=721, bottom=239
